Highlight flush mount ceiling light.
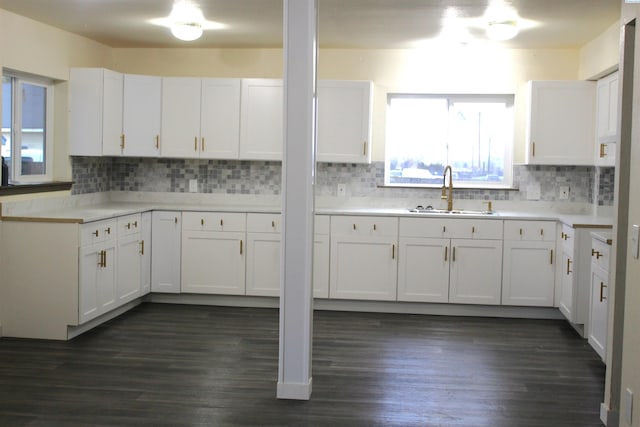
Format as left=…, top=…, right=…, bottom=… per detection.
left=484, top=1, right=520, bottom=41
left=486, top=20, right=519, bottom=41
left=149, top=0, right=226, bottom=42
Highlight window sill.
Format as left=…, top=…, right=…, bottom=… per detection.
left=378, top=184, right=519, bottom=191
left=0, top=181, right=73, bottom=196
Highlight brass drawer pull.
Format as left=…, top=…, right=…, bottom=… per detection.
left=174, top=217, right=178, bottom=224
left=452, top=247, right=456, bottom=262
left=566, top=258, right=572, bottom=275
left=240, top=240, right=243, bottom=255
left=194, top=136, right=198, bottom=151
left=550, top=249, right=553, bottom=265
left=140, top=240, right=145, bottom=255
left=444, top=246, right=448, bottom=261
left=600, top=282, right=607, bottom=302
left=105, top=227, right=111, bottom=235
left=92, top=230, right=99, bottom=237
left=392, top=244, right=395, bottom=260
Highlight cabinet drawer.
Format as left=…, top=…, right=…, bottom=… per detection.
left=117, top=214, right=142, bottom=237
left=247, top=213, right=282, bottom=233
left=504, top=220, right=556, bottom=241
left=560, top=224, right=575, bottom=253
left=315, top=215, right=330, bottom=235
left=80, top=219, right=117, bottom=246
left=331, top=215, right=397, bottom=237
left=400, top=218, right=502, bottom=239
left=182, top=211, right=246, bottom=232
left=591, top=238, right=611, bottom=272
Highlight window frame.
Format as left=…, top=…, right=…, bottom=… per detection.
left=384, top=93, right=514, bottom=189
left=2, top=70, right=55, bottom=184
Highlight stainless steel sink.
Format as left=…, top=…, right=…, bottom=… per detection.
left=408, top=208, right=495, bottom=215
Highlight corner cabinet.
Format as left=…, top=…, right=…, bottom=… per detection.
left=317, top=80, right=373, bottom=164
left=525, top=80, right=596, bottom=165
left=502, top=220, right=556, bottom=306
left=239, top=79, right=284, bottom=161
left=69, top=68, right=123, bottom=156
left=330, top=216, right=398, bottom=301
left=181, top=212, right=246, bottom=295
left=161, top=77, right=241, bottom=159
left=595, top=71, right=619, bottom=167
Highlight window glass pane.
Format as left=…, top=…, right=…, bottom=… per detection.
left=20, top=82, right=46, bottom=176
left=386, top=97, right=448, bottom=185
left=2, top=76, right=12, bottom=183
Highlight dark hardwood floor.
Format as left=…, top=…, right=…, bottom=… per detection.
left=0, top=303, right=605, bottom=426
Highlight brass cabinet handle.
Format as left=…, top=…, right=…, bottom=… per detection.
left=363, top=141, right=367, bottom=156
left=600, top=282, right=607, bottom=302
left=452, top=247, right=456, bottom=262
left=271, top=220, right=275, bottom=228
left=140, top=240, right=145, bottom=255
left=550, top=249, right=554, bottom=265
left=373, top=224, right=377, bottom=231
left=392, top=244, right=395, bottom=260
left=194, top=136, right=198, bottom=151
left=353, top=224, right=356, bottom=231
left=442, top=225, right=446, bottom=233
left=202, top=137, right=205, bottom=151
left=472, top=226, right=475, bottom=234
left=592, top=249, right=603, bottom=259
left=540, top=228, right=544, bottom=236
left=126, top=222, right=131, bottom=230
left=105, top=227, right=111, bottom=235
left=103, top=250, right=107, bottom=268
left=566, top=258, right=572, bottom=275
left=174, top=217, right=178, bottom=224
left=532, top=142, right=536, bottom=157
left=92, top=230, right=99, bottom=237
left=133, top=221, right=138, bottom=228
left=120, top=134, right=125, bottom=149
left=220, top=219, right=224, bottom=227
left=155, top=135, right=160, bottom=149
left=97, top=251, right=103, bottom=267
left=444, top=246, right=448, bottom=261
left=561, top=232, right=565, bottom=239
left=519, top=228, right=523, bottom=236
left=201, top=218, right=204, bottom=226
left=240, top=240, right=243, bottom=255
left=600, top=143, right=606, bottom=158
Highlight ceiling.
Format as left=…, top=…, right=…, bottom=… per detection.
left=0, top=0, right=622, bottom=50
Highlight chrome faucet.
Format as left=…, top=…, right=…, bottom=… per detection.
left=441, top=165, right=454, bottom=211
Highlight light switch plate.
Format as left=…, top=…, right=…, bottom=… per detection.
left=526, top=183, right=541, bottom=201
left=632, top=225, right=639, bottom=259
left=559, top=186, right=569, bottom=200
left=189, top=179, right=198, bottom=193
left=337, top=184, right=346, bottom=197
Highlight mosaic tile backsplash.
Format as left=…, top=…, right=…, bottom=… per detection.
left=71, top=157, right=615, bottom=206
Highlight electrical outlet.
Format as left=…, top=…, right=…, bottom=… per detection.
left=559, top=186, right=570, bottom=200
left=189, top=179, right=198, bottom=193
left=337, top=184, right=346, bottom=197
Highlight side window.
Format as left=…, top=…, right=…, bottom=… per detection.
left=2, top=72, right=54, bottom=184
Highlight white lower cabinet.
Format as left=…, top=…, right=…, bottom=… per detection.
left=116, top=214, right=143, bottom=305
left=140, top=212, right=152, bottom=295
left=588, top=233, right=612, bottom=361
left=502, top=220, right=556, bottom=306
left=151, top=211, right=182, bottom=293
left=398, top=217, right=503, bottom=305
left=246, top=213, right=281, bottom=297
left=313, top=216, right=331, bottom=298
left=181, top=212, right=246, bottom=295
left=79, top=219, right=118, bottom=324
left=330, top=216, right=398, bottom=301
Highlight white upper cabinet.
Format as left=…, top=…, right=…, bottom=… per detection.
left=317, top=80, right=373, bottom=164
left=120, top=74, right=162, bottom=157
left=161, top=77, right=241, bottom=159
left=595, top=71, right=619, bottom=167
left=69, top=68, right=123, bottom=156
left=525, top=80, right=596, bottom=165
left=240, top=78, right=283, bottom=161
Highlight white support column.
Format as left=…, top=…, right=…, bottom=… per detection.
left=277, top=0, right=317, bottom=400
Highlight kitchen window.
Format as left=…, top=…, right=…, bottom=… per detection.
left=385, top=94, right=514, bottom=188
left=2, top=71, right=54, bottom=184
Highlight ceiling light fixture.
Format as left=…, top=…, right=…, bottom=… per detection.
left=484, top=1, right=520, bottom=41
left=486, top=20, right=519, bottom=41
left=169, top=0, right=204, bottom=41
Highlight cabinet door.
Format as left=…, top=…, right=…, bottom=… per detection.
left=161, top=77, right=202, bottom=158
left=239, top=79, right=283, bottom=160
left=330, top=235, right=398, bottom=301
left=181, top=230, right=246, bottom=295
left=397, top=237, right=449, bottom=303
left=246, top=233, right=280, bottom=297
left=79, top=242, right=116, bottom=323
left=449, top=239, right=502, bottom=305
left=595, top=71, right=618, bottom=167
left=102, top=70, right=125, bottom=156
left=313, top=233, right=330, bottom=298
left=98, top=245, right=117, bottom=315
left=588, top=265, right=609, bottom=360
left=140, top=212, right=152, bottom=296
left=123, top=74, right=161, bottom=157
left=502, top=241, right=555, bottom=306
left=201, top=78, right=241, bottom=159
left=558, top=251, right=575, bottom=321
left=526, top=81, right=595, bottom=165
left=151, top=211, right=182, bottom=293
left=317, top=80, right=373, bottom=164
left=117, top=233, right=142, bottom=304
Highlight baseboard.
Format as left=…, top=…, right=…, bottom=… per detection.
left=277, top=378, right=313, bottom=400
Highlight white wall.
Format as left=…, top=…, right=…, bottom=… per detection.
left=580, top=20, right=621, bottom=80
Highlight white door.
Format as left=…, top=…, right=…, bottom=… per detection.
left=117, top=233, right=142, bottom=304
left=317, top=80, right=372, bottom=163
left=449, top=239, right=502, bottom=305
left=502, top=241, right=555, bottom=306
left=246, top=233, right=280, bottom=297
left=239, top=79, right=283, bottom=160
left=123, top=74, right=162, bottom=157
left=181, top=230, right=246, bottom=295
left=151, top=211, right=182, bottom=293
left=330, top=235, right=397, bottom=301
left=200, top=78, right=241, bottom=159
left=161, top=77, right=202, bottom=158
left=397, top=237, right=450, bottom=303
